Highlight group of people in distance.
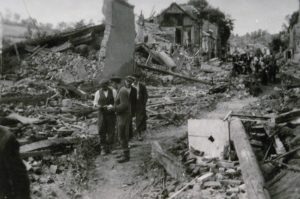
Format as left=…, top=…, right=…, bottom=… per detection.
left=232, top=53, right=278, bottom=85
left=93, top=73, right=148, bottom=163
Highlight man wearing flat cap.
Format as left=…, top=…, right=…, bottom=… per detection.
left=132, top=73, right=148, bottom=141
left=93, top=79, right=116, bottom=155
left=109, top=76, right=131, bottom=163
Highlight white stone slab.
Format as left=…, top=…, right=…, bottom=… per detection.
left=188, top=119, right=228, bottom=158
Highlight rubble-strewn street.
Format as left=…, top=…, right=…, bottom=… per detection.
left=1, top=0, right=300, bottom=199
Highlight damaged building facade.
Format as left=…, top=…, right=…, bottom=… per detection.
left=288, top=0, right=300, bottom=61
left=0, top=19, right=2, bottom=74
left=156, top=3, right=219, bottom=59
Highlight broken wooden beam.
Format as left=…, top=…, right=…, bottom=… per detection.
left=230, top=119, right=270, bottom=199
left=14, top=43, right=21, bottom=62
left=20, top=137, right=78, bottom=154
left=137, top=64, right=212, bottom=85
left=57, top=81, right=87, bottom=99
left=231, top=114, right=271, bottom=120
left=286, top=84, right=300, bottom=90
left=7, top=113, right=40, bottom=124
left=26, top=44, right=48, bottom=60
left=151, top=141, right=185, bottom=180
left=168, top=172, right=214, bottom=199
left=21, top=150, right=51, bottom=158
left=265, top=146, right=300, bottom=163
left=275, top=109, right=300, bottom=124
left=0, top=93, right=53, bottom=105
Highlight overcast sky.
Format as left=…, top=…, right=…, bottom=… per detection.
left=0, top=0, right=298, bottom=35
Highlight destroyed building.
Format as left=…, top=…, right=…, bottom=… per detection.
left=288, top=0, right=300, bottom=61
left=2, top=1, right=300, bottom=199
left=2, top=21, right=28, bottom=44
left=156, top=3, right=219, bottom=60
left=0, top=19, right=2, bottom=73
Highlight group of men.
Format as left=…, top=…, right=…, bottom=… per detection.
left=0, top=74, right=148, bottom=198
left=93, top=73, right=148, bottom=163
left=232, top=53, right=278, bottom=84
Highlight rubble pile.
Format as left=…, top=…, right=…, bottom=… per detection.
left=240, top=78, right=300, bottom=198
left=22, top=50, right=101, bottom=83
left=27, top=136, right=99, bottom=198
left=151, top=135, right=246, bottom=199
left=0, top=95, right=99, bottom=198
left=146, top=85, right=222, bottom=128
left=281, top=61, right=300, bottom=83
left=0, top=78, right=54, bottom=101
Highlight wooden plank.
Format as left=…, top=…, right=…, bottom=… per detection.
left=188, top=119, right=228, bottom=158
left=232, top=114, right=271, bottom=120
left=265, top=146, right=300, bottom=163
left=151, top=141, right=185, bottom=181
left=14, top=43, right=21, bottom=62
left=275, top=109, right=300, bottom=124
left=137, top=63, right=212, bottom=85
left=168, top=172, right=214, bottom=199
left=21, top=150, right=51, bottom=158
left=20, top=137, right=77, bottom=154
left=147, top=102, right=176, bottom=108
left=230, top=119, right=270, bottom=199
left=7, top=113, right=40, bottom=124
left=26, top=44, right=47, bottom=60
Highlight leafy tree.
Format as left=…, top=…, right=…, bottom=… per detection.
left=57, top=22, right=68, bottom=30
left=75, top=19, right=86, bottom=29
left=13, top=13, right=20, bottom=22
left=269, top=32, right=289, bottom=53
left=188, top=0, right=208, bottom=11
left=289, top=11, right=299, bottom=29
left=188, top=0, right=234, bottom=48
left=88, top=19, right=95, bottom=26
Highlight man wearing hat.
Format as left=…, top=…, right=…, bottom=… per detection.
left=109, top=76, right=131, bottom=163
left=125, top=76, right=137, bottom=140
left=132, top=73, right=148, bottom=141
left=93, top=79, right=116, bottom=155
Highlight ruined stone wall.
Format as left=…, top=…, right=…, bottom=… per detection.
left=99, top=0, right=135, bottom=79
left=0, top=19, right=3, bottom=74
left=0, top=19, right=2, bottom=52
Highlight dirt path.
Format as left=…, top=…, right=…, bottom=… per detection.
left=83, top=95, right=258, bottom=199
left=84, top=126, right=186, bottom=199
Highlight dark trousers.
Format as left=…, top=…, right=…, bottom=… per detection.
left=117, top=114, right=130, bottom=155
left=98, top=111, right=116, bottom=149
left=129, top=117, right=134, bottom=140
left=0, top=131, right=30, bottom=199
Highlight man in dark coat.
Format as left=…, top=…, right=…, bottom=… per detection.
left=0, top=125, right=31, bottom=199
left=109, top=76, right=131, bottom=163
left=125, top=76, right=137, bottom=140
left=93, top=79, right=116, bottom=155
left=132, top=73, right=148, bottom=140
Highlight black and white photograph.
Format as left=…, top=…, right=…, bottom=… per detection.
left=1, top=0, right=300, bottom=198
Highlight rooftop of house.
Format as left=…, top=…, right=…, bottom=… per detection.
left=157, top=3, right=199, bottom=21
left=178, top=4, right=199, bottom=19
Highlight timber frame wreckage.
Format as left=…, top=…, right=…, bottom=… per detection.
left=1, top=0, right=300, bottom=199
